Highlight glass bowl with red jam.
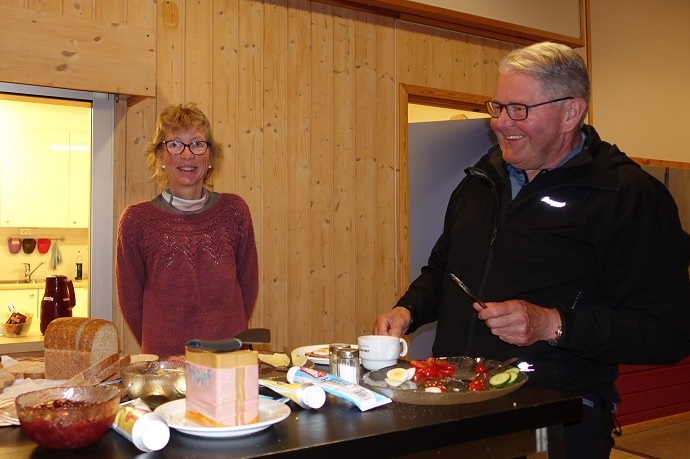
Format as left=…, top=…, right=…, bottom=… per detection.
left=15, top=386, right=120, bottom=450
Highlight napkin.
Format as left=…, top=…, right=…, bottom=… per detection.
left=50, top=241, right=63, bottom=270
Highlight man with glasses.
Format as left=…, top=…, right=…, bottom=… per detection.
left=374, top=42, right=690, bottom=457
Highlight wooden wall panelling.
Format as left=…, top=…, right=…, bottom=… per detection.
left=373, top=13, right=398, bottom=327
left=262, top=0, right=289, bottom=345
left=353, top=10, right=378, bottom=341
left=0, top=4, right=155, bottom=96
left=237, top=0, right=266, bottom=333
left=211, top=0, right=240, bottom=196
left=94, top=0, right=124, bottom=22
left=184, top=1, right=213, bottom=110
left=116, top=1, right=518, bottom=352
left=285, top=0, right=313, bottom=349
left=331, top=7, right=356, bottom=342
left=115, top=99, right=158, bottom=354
left=157, top=0, right=185, bottom=106
left=310, top=2, right=335, bottom=344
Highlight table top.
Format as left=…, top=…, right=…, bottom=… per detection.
left=0, top=383, right=582, bottom=458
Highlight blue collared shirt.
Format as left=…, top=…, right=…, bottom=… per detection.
left=507, top=131, right=586, bottom=199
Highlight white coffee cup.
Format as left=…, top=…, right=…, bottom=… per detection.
left=358, top=335, right=408, bottom=371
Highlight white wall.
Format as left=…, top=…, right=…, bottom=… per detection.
left=589, top=0, right=690, bottom=162
left=0, top=228, right=88, bottom=281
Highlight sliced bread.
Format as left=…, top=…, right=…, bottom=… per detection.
left=6, top=360, right=45, bottom=379
left=44, top=317, right=119, bottom=380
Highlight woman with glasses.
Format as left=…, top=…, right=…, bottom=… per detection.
left=116, top=103, right=258, bottom=358
left=374, top=42, right=690, bottom=458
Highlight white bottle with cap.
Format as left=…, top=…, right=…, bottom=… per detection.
left=112, top=399, right=170, bottom=452
left=258, top=379, right=326, bottom=409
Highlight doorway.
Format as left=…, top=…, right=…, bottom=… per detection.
left=398, top=84, right=494, bottom=359
left=0, top=83, right=114, bottom=323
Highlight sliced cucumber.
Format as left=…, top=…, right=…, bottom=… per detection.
left=489, top=372, right=512, bottom=388
left=506, top=371, right=519, bottom=384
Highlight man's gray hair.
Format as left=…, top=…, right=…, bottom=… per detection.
left=500, top=42, right=590, bottom=104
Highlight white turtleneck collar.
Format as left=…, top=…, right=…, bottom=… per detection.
left=162, top=187, right=209, bottom=212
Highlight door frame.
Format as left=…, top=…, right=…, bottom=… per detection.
left=396, top=83, right=491, bottom=296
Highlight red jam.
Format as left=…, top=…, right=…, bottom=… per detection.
left=20, top=400, right=115, bottom=450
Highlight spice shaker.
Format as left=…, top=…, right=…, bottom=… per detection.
left=328, top=343, right=351, bottom=375
left=336, top=348, right=360, bottom=384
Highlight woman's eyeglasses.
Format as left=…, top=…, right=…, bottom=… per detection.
left=159, top=140, right=209, bottom=156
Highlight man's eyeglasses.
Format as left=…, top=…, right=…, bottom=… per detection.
left=159, top=140, right=209, bottom=156
left=484, top=97, right=574, bottom=121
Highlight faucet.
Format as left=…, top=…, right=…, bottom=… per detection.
left=23, top=261, right=46, bottom=283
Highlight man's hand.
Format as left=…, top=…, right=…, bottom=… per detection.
left=472, top=300, right=561, bottom=346
left=373, top=307, right=412, bottom=337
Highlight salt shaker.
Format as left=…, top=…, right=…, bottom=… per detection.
left=336, top=348, right=360, bottom=384
left=328, top=343, right=351, bottom=375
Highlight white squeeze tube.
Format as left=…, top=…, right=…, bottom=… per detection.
left=112, top=398, right=170, bottom=452
left=286, top=366, right=391, bottom=411
left=259, top=379, right=326, bottom=409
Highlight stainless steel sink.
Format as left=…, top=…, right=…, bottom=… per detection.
left=0, top=280, right=40, bottom=285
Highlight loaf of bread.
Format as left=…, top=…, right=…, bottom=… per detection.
left=44, top=318, right=119, bottom=380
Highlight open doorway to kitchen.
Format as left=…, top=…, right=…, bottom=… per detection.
left=0, top=83, right=114, bottom=349
left=398, top=84, right=494, bottom=359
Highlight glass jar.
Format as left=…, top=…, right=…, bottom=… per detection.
left=328, top=343, right=351, bottom=375
left=336, top=348, right=360, bottom=384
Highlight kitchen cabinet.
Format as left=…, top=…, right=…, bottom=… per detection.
left=0, top=127, right=90, bottom=228
left=72, top=286, right=88, bottom=317
left=0, top=284, right=88, bottom=344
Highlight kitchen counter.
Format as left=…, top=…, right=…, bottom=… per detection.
left=0, top=280, right=88, bottom=291
left=0, top=383, right=582, bottom=458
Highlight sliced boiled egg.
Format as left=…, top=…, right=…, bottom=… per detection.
left=385, top=377, right=406, bottom=387
left=424, top=386, right=446, bottom=393
left=406, top=367, right=416, bottom=380
left=386, top=368, right=409, bottom=382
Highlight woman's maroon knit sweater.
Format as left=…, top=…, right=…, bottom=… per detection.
left=116, top=193, right=258, bottom=357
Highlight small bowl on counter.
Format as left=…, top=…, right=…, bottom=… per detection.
left=120, top=360, right=186, bottom=409
left=1, top=313, right=33, bottom=337
left=15, top=386, right=120, bottom=450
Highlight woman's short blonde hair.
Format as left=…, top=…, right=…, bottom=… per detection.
left=145, top=103, right=224, bottom=192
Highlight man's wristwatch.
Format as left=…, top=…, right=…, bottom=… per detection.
left=547, top=325, right=563, bottom=346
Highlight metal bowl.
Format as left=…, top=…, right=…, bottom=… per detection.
left=15, top=386, right=120, bottom=450
left=120, top=360, right=186, bottom=409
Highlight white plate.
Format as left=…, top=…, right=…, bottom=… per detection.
left=154, top=398, right=291, bottom=438
left=293, top=344, right=358, bottom=365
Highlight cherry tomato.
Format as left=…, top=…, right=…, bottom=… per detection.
left=412, top=372, right=427, bottom=382
left=474, top=364, right=488, bottom=374
left=410, top=360, right=427, bottom=369
left=434, top=359, right=450, bottom=369
left=469, top=379, right=484, bottom=391
left=425, top=357, right=437, bottom=368
left=424, top=367, right=439, bottom=378
left=437, top=365, right=456, bottom=377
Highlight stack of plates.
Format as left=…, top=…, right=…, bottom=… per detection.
left=0, top=398, right=19, bottom=426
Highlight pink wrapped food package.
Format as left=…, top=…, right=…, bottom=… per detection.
left=185, top=348, right=259, bottom=427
